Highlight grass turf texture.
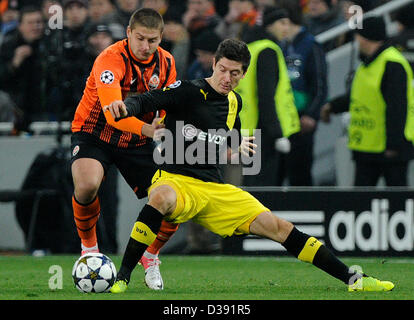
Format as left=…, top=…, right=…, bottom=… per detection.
left=0, top=255, right=412, bottom=300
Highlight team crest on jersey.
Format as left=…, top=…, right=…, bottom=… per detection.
left=100, top=70, right=114, bottom=84
left=72, top=145, right=80, bottom=157
left=148, top=74, right=160, bottom=90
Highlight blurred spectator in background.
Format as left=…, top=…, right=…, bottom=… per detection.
left=45, top=0, right=91, bottom=121
left=63, top=0, right=89, bottom=29
left=88, top=0, right=116, bottom=24
left=141, top=0, right=169, bottom=15
left=182, top=0, right=221, bottom=65
left=254, top=0, right=276, bottom=26
left=187, top=29, right=221, bottom=79
left=102, top=0, right=139, bottom=40
left=79, top=23, right=115, bottom=86
left=255, top=0, right=276, bottom=11
left=276, top=0, right=327, bottom=186
left=238, top=6, right=301, bottom=186
left=41, top=0, right=60, bottom=21
left=161, top=11, right=190, bottom=79
left=85, top=23, right=115, bottom=59
left=321, top=16, right=414, bottom=186
left=182, top=0, right=221, bottom=34
left=304, top=0, right=345, bottom=50
left=0, top=1, right=19, bottom=118
left=0, top=0, right=19, bottom=44
left=0, top=5, right=47, bottom=132
left=391, top=2, right=414, bottom=71
left=141, top=0, right=186, bottom=22
left=215, top=0, right=258, bottom=40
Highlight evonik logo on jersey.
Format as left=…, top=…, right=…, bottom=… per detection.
left=152, top=121, right=261, bottom=175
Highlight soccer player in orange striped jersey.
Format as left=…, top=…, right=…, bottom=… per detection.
left=70, top=8, right=179, bottom=288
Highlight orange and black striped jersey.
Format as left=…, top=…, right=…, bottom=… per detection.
left=71, top=39, right=176, bottom=148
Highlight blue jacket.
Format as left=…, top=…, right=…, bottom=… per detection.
left=281, top=27, right=328, bottom=120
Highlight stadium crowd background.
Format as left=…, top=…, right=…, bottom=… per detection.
left=2, top=0, right=412, bottom=130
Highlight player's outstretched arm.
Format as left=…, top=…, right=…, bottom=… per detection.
left=103, top=101, right=165, bottom=138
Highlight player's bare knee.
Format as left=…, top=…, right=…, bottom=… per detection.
left=74, top=180, right=100, bottom=204
left=277, top=218, right=294, bottom=239
left=250, top=212, right=294, bottom=243
left=148, top=185, right=177, bottom=214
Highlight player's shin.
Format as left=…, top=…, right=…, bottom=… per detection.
left=282, top=227, right=360, bottom=284
left=117, top=204, right=164, bottom=283
left=72, top=195, right=100, bottom=252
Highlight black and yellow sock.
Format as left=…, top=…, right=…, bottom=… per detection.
left=117, top=204, right=164, bottom=282
left=282, top=227, right=357, bottom=284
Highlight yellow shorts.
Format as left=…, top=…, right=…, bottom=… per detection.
left=148, top=170, right=269, bottom=237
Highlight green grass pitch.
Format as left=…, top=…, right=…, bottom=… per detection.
left=0, top=255, right=413, bottom=300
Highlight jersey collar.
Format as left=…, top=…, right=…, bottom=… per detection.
left=126, top=39, right=157, bottom=67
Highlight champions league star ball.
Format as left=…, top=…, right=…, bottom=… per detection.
left=72, top=253, right=117, bottom=293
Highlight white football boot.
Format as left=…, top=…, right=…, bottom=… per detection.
left=139, top=252, right=164, bottom=290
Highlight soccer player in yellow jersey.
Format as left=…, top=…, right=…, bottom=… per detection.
left=105, top=39, right=394, bottom=293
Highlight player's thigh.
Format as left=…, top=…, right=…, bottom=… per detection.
left=71, top=133, right=112, bottom=199
left=114, top=144, right=158, bottom=199
left=194, top=184, right=269, bottom=238
left=72, top=158, right=105, bottom=190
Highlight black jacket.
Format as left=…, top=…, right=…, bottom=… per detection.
left=0, top=30, right=48, bottom=128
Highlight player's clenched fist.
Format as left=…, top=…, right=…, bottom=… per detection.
left=103, top=100, right=128, bottom=120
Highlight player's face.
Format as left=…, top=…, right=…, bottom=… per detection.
left=127, top=24, right=162, bottom=61
left=211, top=57, right=245, bottom=95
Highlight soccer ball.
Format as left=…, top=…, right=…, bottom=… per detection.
left=72, top=253, right=117, bottom=293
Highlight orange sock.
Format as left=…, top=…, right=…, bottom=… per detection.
left=146, top=220, right=180, bottom=255
left=72, top=195, right=100, bottom=248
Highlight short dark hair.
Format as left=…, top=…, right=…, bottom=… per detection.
left=129, top=8, right=164, bottom=32
left=214, top=39, right=251, bottom=73
left=18, top=5, right=42, bottom=23
left=279, top=0, right=303, bottom=26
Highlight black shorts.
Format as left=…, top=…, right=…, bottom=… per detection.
left=71, top=131, right=157, bottom=199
